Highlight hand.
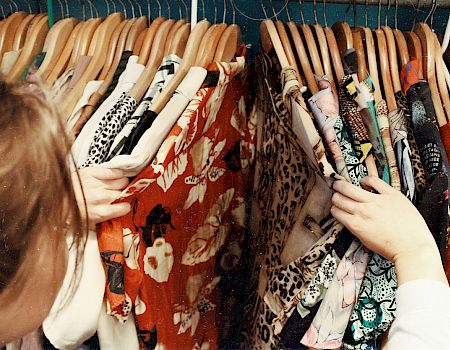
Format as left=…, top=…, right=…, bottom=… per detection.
left=330, top=176, right=447, bottom=285
left=72, top=168, right=131, bottom=229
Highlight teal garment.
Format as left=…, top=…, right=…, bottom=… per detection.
left=20, top=51, right=46, bottom=81
left=367, top=99, right=390, bottom=183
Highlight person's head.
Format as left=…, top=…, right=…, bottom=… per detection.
left=0, top=80, right=84, bottom=344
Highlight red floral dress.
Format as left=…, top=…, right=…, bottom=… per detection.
left=97, top=55, right=255, bottom=349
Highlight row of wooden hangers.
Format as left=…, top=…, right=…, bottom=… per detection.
left=0, top=0, right=243, bottom=120
left=260, top=0, right=450, bottom=131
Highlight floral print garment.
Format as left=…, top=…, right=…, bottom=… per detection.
left=308, top=77, right=351, bottom=182
left=97, top=57, right=254, bottom=349
left=301, top=241, right=369, bottom=349
left=339, top=75, right=373, bottom=164
left=375, top=100, right=401, bottom=190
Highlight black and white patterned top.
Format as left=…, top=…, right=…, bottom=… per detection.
left=81, top=93, right=138, bottom=167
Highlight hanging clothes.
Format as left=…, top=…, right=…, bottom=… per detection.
left=97, top=56, right=252, bottom=349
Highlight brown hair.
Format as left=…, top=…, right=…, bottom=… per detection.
left=0, top=79, right=86, bottom=293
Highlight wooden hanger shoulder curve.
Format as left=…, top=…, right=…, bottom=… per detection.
left=300, top=23, right=324, bottom=77
left=46, top=21, right=84, bottom=85
left=98, top=19, right=128, bottom=81
left=332, top=21, right=353, bottom=56
left=313, top=23, right=335, bottom=90
left=125, top=16, right=148, bottom=51
left=164, top=19, right=185, bottom=56
left=196, top=23, right=227, bottom=67
left=275, top=21, right=302, bottom=85
left=214, top=23, right=243, bottom=63
left=382, top=26, right=402, bottom=93
left=287, top=21, right=318, bottom=94
left=133, top=27, right=147, bottom=55
left=68, top=18, right=102, bottom=68
left=138, top=16, right=165, bottom=65
left=12, top=13, right=35, bottom=51
left=7, top=15, right=49, bottom=82
left=0, top=11, right=27, bottom=61
left=393, top=29, right=409, bottom=69
left=352, top=28, right=368, bottom=82
left=362, top=27, right=382, bottom=102
left=168, top=22, right=190, bottom=58
left=324, top=26, right=344, bottom=83
left=374, top=28, right=397, bottom=112
left=404, top=31, right=423, bottom=78
left=434, top=33, right=450, bottom=123
left=260, top=19, right=289, bottom=68
left=36, top=17, right=79, bottom=81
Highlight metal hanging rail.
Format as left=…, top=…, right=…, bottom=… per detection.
left=283, top=0, right=450, bottom=8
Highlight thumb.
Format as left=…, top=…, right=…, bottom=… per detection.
left=360, top=176, right=393, bottom=194
left=89, top=167, right=125, bottom=181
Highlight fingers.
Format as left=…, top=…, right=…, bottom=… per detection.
left=330, top=205, right=354, bottom=229
left=90, top=167, right=125, bottom=181
left=100, top=203, right=131, bottom=222
left=360, top=176, right=393, bottom=194
left=331, top=192, right=358, bottom=214
left=103, top=177, right=129, bottom=191
left=333, top=180, right=375, bottom=202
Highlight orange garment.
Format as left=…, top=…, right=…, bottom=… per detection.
left=97, top=57, right=254, bottom=349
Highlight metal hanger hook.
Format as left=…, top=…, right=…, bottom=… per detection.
left=285, top=0, right=292, bottom=22
left=125, top=0, right=135, bottom=18
left=323, top=0, right=328, bottom=27
left=260, top=0, right=268, bottom=19
left=231, top=0, right=236, bottom=23
left=299, top=0, right=305, bottom=25
left=385, top=0, right=391, bottom=27
left=269, top=0, right=278, bottom=21
left=313, top=0, right=318, bottom=24
left=223, top=0, right=227, bottom=22
left=56, top=0, right=64, bottom=18
left=117, top=0, right=127, bottom=18
left=164, top=0, right=171, bottom=18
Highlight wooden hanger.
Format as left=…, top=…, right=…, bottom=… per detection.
left=167, top=22, right=190, bottom=58
left=96, top=16, right=137, bottom=97
left=300, top=22, right=324, bottom=79
left=98, top=19, right=128, bottom=80
left=332, top=21, right=353, bottom=56
left=393, top=28, right=409, bottom=69
left=374, top=29, right=397, bottom=112
left=35, top=17, right=79, bottom=81
left=324, top=27, right=344, bottom=83
left=133, top=27, right=147, bottom=55
left=196, top=22, right=227, bottom=67
left=434, top=33, right=450, bottom=123
left=68, top=17, right=103, bottom=68
left=12, top=13, right=36, bottom=51
left=164, top=18, right=185, bottom=56
left=260, top=19, right=289, bottom=68
left=382, top=25, right=402, bottom=94
left=214, top=23, right=243, bottom=62
left=134, top=19, right=210, bottom=113
left=60, top=12, right=123, bottom=118
left=46, top=21, right=84, bottom=85
left=275, top=21, right=302, bottom=85
left=7, top=15, right=49, bottom=82
left=352, top=28, right=368, bottom=81
left=125, top=16, right=148, bottom=51
left=138, top=17, right=165, bottom=64
left=414, top=22, right=446, bottom=126
left=404, top=31, right=423, bottom=78
left=312, top=23, right=336, bottom=90
left=362, top=27, right=382, bottom=103
left=128, top=18, right=177, bottom=104
left=0, top=11, right=27, bottom=61
left=287, top=20, right=317, bottom=94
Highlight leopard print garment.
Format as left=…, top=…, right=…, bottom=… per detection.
left=241, top=51, right=316, bottom=349
left=82, top=93, right=138, bottom=167
left=395, top=91, right=427, bottom=202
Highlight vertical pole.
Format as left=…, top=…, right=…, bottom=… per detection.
left=47, top=0, right=54, bottom=27
left=191, top=0, right=197, bottom=30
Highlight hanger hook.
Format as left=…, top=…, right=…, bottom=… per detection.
left=352, top=0, right=357, bottom=27
left=260, top=0, right=268, bottom=19
left=136, top=0, right=143, bottom=17
left=425, top=0, right=437, bottom=26
left=155, top=0, right=162, bottom=17
left=179, top=0, right=188, bottom=21
left=394, top=0, right=398, bottom=29
left=365, top=0, right=368, bottom=27
left=231, top=0, right=236, bottom=23
left=298, top=0, right=305, bottom=25
left=285, top=0, right=291, bottom=22
left=22, top=0, right=32, bottom=13
left=313, top=0, right=318, bottom=24
left=126, top=0, right=135, bottom=18
left=0, top=4, right=5, bottom=18
left=385, top=0, right=391, bottom=26
left=164, top=0, right=171, bottom=18
left=103, top=0, right=110, bottom=15
left=323, top=0, right=328, bottom=27
left=200, top=0, right=206, bottom=19
left=222, top=0, right=227, bottom=22
left=269, top=0, right=278, bottom=21
left=213, top=0, right=217, bottom=23
left=10, top=0, right=18, bottom=13
left=117, top=0, right=127, bottom=18
left=110, top=0, right=117, bottom=13
left=377, top=0, right=381, bottom=29
left=56, top=0, right=64, bottom=18
left=412, top=0, right=420, bottom=29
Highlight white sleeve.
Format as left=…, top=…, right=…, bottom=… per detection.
left=384, top=279, right=450, bottom=350
left=43, top=230, right=106, bottom=350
